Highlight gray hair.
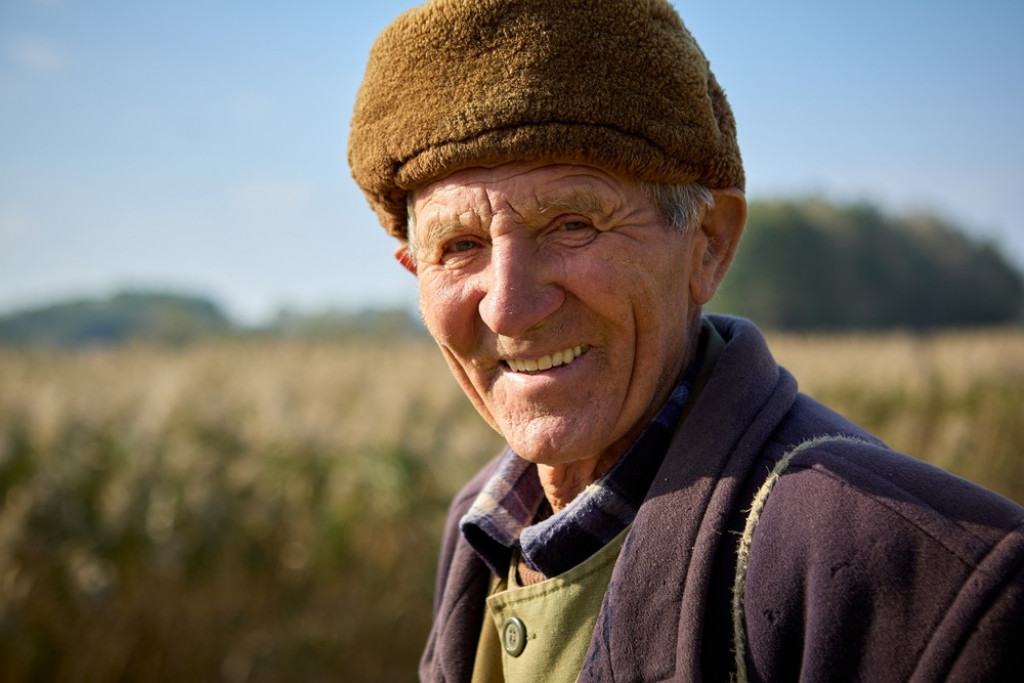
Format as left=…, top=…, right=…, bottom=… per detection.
left=406, top=192, right=420, bottom=258
left=643, top=181, right=714, bottom=235
left=404, top=181, right=713, bottom=262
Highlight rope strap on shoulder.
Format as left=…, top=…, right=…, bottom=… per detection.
left=731, top=434, right=873, bottom=683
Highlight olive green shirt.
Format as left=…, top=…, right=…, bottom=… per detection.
left=470, top=526, right=631, bottom=683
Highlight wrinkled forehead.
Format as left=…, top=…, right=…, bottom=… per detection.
left=409, top=161, right=642, bottom=226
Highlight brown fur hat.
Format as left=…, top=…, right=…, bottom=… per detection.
left=348, top=0, right=744, bottom=239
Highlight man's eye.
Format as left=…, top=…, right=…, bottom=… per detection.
left=447, top=239, right=479, bottom=253
left=561, top=220, right=590, bottom=231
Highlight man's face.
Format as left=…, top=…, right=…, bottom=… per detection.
left=408, top=162, right=705, bottom=467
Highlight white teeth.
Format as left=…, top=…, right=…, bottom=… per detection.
left=506, top=345, right=586, bottom=373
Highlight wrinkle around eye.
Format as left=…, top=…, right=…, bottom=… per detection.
left=435, top=237, right=486, bottom=268
left=546, top=217, right=601, bottom=248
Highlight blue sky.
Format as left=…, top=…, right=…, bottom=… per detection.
left=2, top=0, right=1022, bottom=323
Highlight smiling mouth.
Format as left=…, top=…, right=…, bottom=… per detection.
left=503, top=345, right=587, bottom=373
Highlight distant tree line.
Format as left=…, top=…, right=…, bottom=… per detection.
left=0, top=199, right=1021, bottom=347
left=711, top=199, right=1024, bottom=330
left=0, top=291, right=428, bottom=348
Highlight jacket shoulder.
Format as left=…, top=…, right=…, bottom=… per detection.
left=433, top=450, right=505, bottom=599
left=741, top=432, right=1024, bottom=681
left=421, top=451, right=506, bottom=681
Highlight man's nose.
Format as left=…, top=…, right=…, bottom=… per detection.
left=478, top=237, right=564, bottom=337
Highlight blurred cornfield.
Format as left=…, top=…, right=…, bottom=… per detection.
left=0, top=328, right=1022, bottom=681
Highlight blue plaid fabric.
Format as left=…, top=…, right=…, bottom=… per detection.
left=460, top=375, right=693, bottom=578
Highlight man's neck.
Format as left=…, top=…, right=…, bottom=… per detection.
left=536, top=450, right=620, bottom=514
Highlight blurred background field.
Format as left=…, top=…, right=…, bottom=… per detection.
left=4, top=2, right=1023, bottom=679
left=0, top=338, right=503, bottom=681
left=1, top=327, right=1022, bottom=681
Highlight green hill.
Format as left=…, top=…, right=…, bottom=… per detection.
left=0, top=292, right=428, bottom=348
left=0, top=291, right=233, bottom=347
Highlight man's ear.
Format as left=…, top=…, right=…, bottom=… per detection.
left=394, top=244, right=417, bottom=275
left=689, top=188, right=746, bottom=305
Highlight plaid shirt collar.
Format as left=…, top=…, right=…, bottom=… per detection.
left=459, top=362, right=696, bottom=579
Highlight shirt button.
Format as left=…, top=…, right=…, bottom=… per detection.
left=502, top=616, right=527, bottom=657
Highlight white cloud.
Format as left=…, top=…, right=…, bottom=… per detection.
left=0, top=208, right=35, bottom=246
left=6, top=34, right=65, bottom=72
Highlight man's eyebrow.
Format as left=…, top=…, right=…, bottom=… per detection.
left=419, top=217, right=467, bottom=251
left=537, top=190, right=610, bottom=217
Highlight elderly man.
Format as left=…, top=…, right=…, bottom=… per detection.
left=348, top=1, right=1024, bottom=681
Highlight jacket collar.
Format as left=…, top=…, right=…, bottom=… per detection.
left=581, top=315, right=799, bottom=680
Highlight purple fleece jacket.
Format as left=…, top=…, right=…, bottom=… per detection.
left=419, top=315, right=1024, bottom=682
